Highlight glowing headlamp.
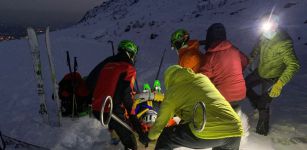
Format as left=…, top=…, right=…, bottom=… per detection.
left=260, top=13, right=279, bottom=33
left=261, top=21, right=273, bottom=32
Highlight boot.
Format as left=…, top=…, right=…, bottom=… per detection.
left=110, top=130, right=120, bottom=145
left=256, top=109, right=270, bottom=136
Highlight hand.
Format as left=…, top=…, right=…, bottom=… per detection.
left=269, top=80, right=284, bottom=98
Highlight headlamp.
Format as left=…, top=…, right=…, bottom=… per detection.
left=261, top=21, right=273, bottom=32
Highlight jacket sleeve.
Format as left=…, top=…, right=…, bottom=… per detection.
left=120, top=66, right=136, bottom=114
left=148, top=92, right=176, bottom=140
left=278, top=40, right=300, bottom=84
left=118, top=66, right=146, bottom=136
left=239, top=51, right=248, bottom=70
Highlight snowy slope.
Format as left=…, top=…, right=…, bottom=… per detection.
left=0, top=0, right=306, bottom=149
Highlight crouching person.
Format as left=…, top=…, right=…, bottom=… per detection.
left=91, top=40, right=148, bottom=150
left=147, top=65, right=243, bottom=150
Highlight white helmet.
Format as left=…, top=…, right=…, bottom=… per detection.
left=142, top=110, right=158, bottom=124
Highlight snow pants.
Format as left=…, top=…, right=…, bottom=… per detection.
left=245, top=69, right=277, bottom=135
left=155, top=124, right=241, bottom=150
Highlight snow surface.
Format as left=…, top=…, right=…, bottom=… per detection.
left=0, top=0, right=306, bottom=149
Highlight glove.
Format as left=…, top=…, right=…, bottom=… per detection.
left=269, top=80, right=284, bottom=98
left=154, top=92, right=164, bottom=101
left=138, top=132, right=150, bottom=147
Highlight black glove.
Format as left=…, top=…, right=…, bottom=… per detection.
left=138, top=132, right=149, bottom=147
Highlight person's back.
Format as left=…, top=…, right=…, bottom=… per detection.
left=85, top=56, right=113, bottom=96
left=148, top=65, right=242, bottom=150
left=150, top=65, right=242, bottom=139
left=178, top=40, right=201, bottom=72
left=200, top=23, right=247, bottom=103
left=200, top=40, right=247, bottom=102
left=91, top=52, right=135, bottom=113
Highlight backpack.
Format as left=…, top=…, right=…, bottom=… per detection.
left=58, top=72, right=90, bottom=117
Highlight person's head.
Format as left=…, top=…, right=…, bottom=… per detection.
left=205, top=23, right=226, bottom=50
left=171, top=29, right=190, bottom=51
left=118, top=40, right=139, bottom=63
left=260, top=13, right=280, bottom=39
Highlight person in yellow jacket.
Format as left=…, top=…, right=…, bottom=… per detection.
left=147, top=65, right=243, bottom=150
left=247, top=13, right=300, bottom=135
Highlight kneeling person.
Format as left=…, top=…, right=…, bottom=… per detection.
left=148, top=65, right=243, bottom=150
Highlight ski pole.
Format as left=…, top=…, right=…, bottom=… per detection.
left=74, top=57, right=78, bottom=73
left=107, top=40, right=115, bottom=56
left=135, top=78, right=140, bottom=93
left=72, top=57, right=78, bottom=118
left=66, top=51, right=72, bottom=73
left=155, top=49, right=167, bottom=81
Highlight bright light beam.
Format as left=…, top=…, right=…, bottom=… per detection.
left=261, top=21, right=273, bottom=32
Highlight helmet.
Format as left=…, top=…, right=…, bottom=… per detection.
left=142, top=110, right=158, bottom=124
left=118, top=40, right=139, bottom=59
left=143, top=83, right=151, bottom=92
left=171, top=29, right=189, bottom=50
left=153, top=80, right=161, bottom=92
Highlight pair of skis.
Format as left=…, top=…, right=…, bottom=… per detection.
left=27, top=27, right=61, bottom=126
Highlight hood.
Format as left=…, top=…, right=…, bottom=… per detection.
left=207, top=40, right=233, bottom=52
left=205, top=23, right=227, bottom=50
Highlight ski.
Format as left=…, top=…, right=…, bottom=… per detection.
left=1, top=133, right=49, bottom=150
left=45, top=27, right=62, bottom=126
left=27, top=27, right=50, bottom=124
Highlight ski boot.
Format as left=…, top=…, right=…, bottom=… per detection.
left=256, top=109, right=270, bottom=136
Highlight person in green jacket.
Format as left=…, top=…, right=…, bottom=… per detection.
left=147, top=65, right=243, bottom=150
left=247, top=13, right=300, bottom=135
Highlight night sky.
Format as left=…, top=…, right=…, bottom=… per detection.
left=0, top=0, right=104, bottom=27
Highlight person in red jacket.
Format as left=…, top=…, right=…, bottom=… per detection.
left=199, top=23, right=248, bottom=108
left=170, top=29, right=205, bottom=72
left=88, top=40, right=148, bottom=150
